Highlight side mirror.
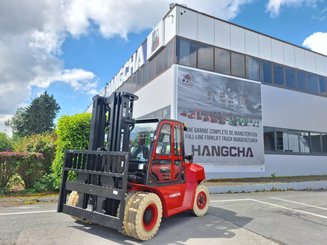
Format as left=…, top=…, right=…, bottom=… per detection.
left=185, top=153, right=193, bottom=163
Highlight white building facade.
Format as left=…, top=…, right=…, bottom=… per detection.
left=99, top=4, right=327, bottom=179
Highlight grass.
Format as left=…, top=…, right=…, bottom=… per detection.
left=0, top=173, right=58, bottom=206
left=0, top=192, right=58, bottom=206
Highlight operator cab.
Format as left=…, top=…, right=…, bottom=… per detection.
left=128, top=119, right=185, bottom=185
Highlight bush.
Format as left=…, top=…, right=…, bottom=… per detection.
left=31, top=174, right=56, bottom=192
left=0, top=152, right=18, bottom=188
left=0, top=132, right=12, bottom=151
left=0, top=152, right=44, bottom=189
left=13, top=133, right=56, bottom=174
left=52, top=113, right=92, bottom=189
left=16, top=153, right=45, bottom=189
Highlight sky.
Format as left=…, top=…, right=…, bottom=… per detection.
left=0, top=0, right=327, bottom=136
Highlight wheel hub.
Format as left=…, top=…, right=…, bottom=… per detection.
left=143, top=203, right=158, bottom=231
left=197, top=191, right=207, bottom=209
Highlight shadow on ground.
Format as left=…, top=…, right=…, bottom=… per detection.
left=69, top=206, right=253, bottom=244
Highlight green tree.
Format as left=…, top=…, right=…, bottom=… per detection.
left=0, top=133, right=12, bottom=151
left=6, top=108, right=27, bottom=138
left=7, top=92, right=60, bottom=137
left=52, top=113, right=92, bottom=189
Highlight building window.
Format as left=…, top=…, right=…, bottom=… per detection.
left=287, top=131, right=301, bottom=152
left=164, top=40, right=174, bottom=70
left=322, top=134, right=327, bottom=153
left=131, top=73, right=137, bottom=92
left=276, top=130, right=310, bottom=153
left=311, top=132, right=322, bottom=153
left=231, top=52, right=245, bottom=78
left=307, top=73, right=318, bottom=95
left=260, top=60, right=272, bottom=84
left=214, top=48, right=230, bottom=75
left=273, top=63, right=285, bottom=86
left=198, top=45, right=214, bottom=71
left=246, top=56, right=260, bottom=81
left=177, top=39, right=197, bottom=67
left=112, top=36, right=327, bottom=100
left=148, top=58, right=155, bottom=82
left=264, top=127, right=275, bottom=151
left=156, top=49, right=164, bottom=76
left=276, top=130, right=287, bottom=151
left=143, top=62, right=149, bottom=85
left=318, top=76, right=326, bottom=96
left=299, top=132, right=310, bottom=153
left=285, top=67, right=296, bottom=89
left=297, top=70, right=307, bottom=92
left=264, top=127, right=327, bottom=155
left=137, top=66, right=143, bottom=90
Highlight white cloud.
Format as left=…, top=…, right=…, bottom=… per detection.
left=30, top=69, right=98, bottom=96
left=303, top=32, right=327, bottom=55
left=266, top=0, right=319, bottom=16
left=0, top=0, right=253, bottom=134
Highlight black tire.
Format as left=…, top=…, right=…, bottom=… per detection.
left=190, top=184, right=209, bottom=217
left=66, top=191, right=91, bottom=224
left=126, top=192, right=162, bottom=241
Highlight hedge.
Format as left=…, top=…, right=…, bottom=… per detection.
left=0, top=152, right=44, bottom=189
left=52, top=113, right=92, bottom=189
left=13, top=133, right=56, bottom=174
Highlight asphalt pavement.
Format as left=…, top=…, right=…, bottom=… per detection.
left=0, top=190, right=326, bottom=244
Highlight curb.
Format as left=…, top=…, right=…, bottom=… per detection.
left=208, top=180, right=327, bottom=194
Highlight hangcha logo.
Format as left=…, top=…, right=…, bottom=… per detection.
left=169, top=192, right=181, bottom=198
left=107, top=43, right=146, bottom=94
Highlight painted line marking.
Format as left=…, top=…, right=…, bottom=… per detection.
left=248, top=199, right=327, bottom=219
left=211, top=198, right=327, bottom=219
left=270, top=197, right=327, bottom=211
left=0, top=210, right=56, bottom=216
left=211, top=198, right=250, bottom=203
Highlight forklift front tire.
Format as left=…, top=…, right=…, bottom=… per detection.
left=190, top=184, right=209, bottom=217
left=117, top=191, right=138, bottom=236
left=127, top=192, right=162, bottom=241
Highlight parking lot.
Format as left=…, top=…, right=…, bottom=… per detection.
left=1, top=190, right=326, bottom=244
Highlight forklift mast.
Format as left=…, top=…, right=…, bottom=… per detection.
left=89, top=92, right=138, bottom=152
left=57, top=92, right=138, bottom=230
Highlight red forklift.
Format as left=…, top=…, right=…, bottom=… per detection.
left=57, top=92, right=209, bottom=241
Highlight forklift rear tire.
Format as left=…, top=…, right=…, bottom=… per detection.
left=127, top=192, right=162, bottom=241
left=67, top=191, right=91, bottom=224
left=190, top=184, right=209, bottom=217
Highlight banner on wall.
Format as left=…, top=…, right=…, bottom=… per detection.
left=177, top=66, right=264, bottom=165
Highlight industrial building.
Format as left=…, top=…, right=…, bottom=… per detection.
left=97, top=4, right=327, bottom=178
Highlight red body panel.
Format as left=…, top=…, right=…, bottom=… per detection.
left=185, top=163, right=206, bottom=183
left=130, top=161, right=206, bottom=218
